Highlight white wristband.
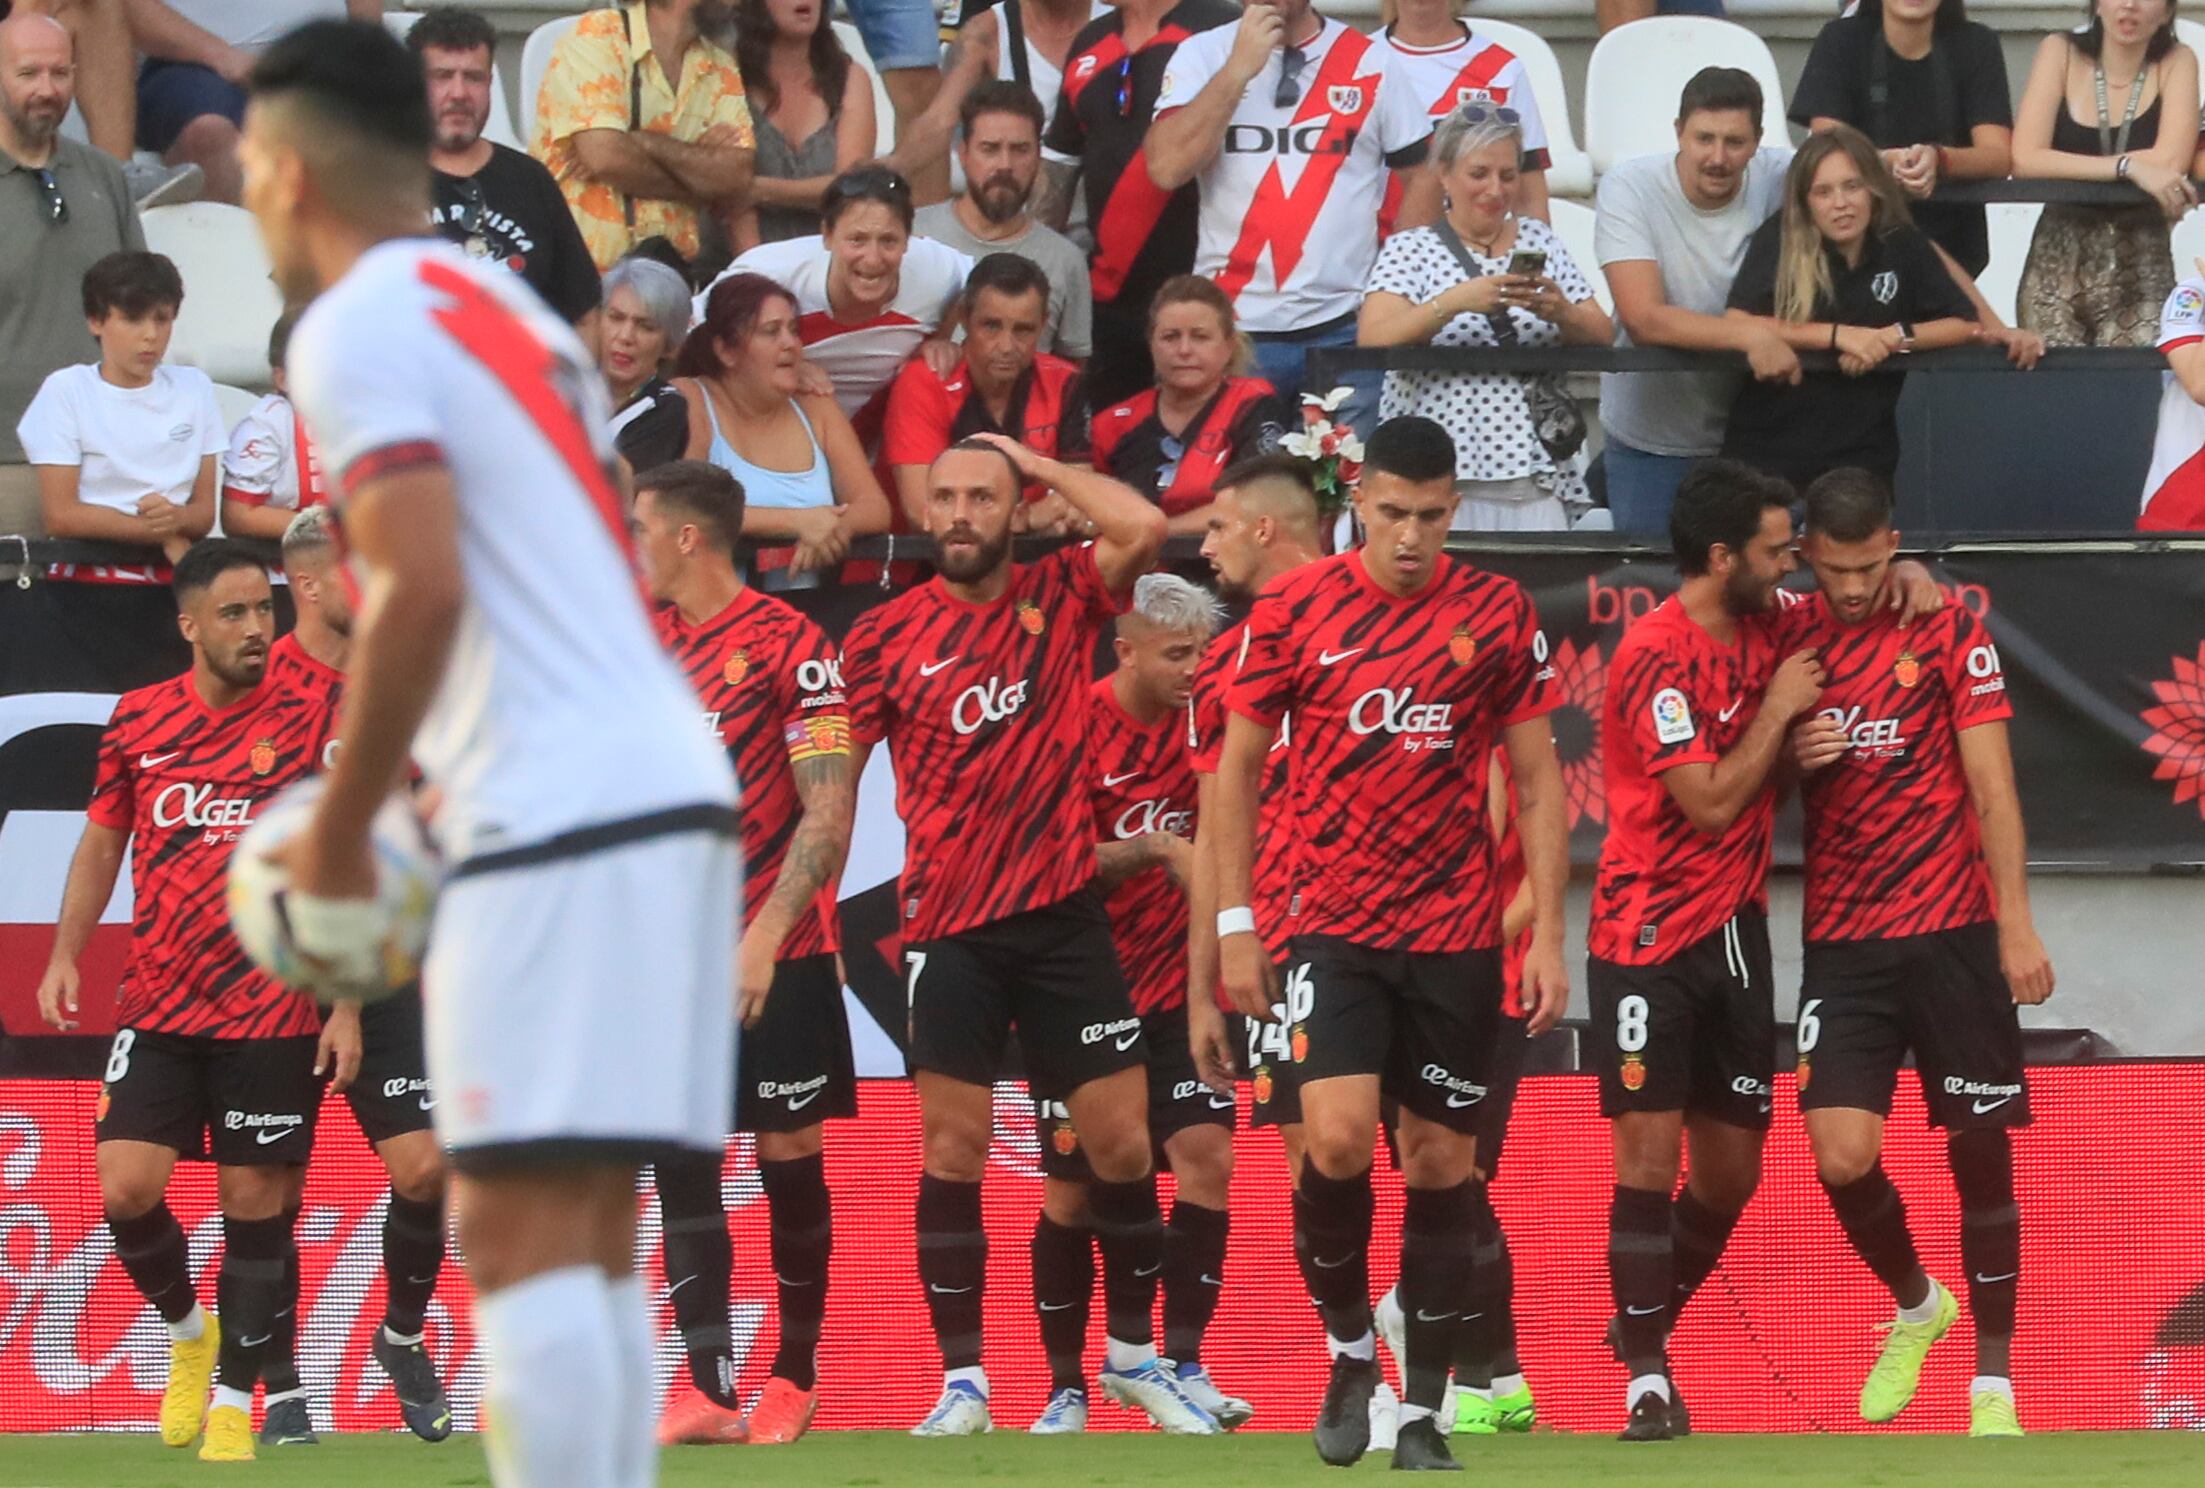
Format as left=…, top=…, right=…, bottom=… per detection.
left=1215, top=906, right=1257, bottom=939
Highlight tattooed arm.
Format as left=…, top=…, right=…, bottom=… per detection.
left=1095, top=830, right=1189, bottom=890
left=736, top=746, right=858, bottom=1027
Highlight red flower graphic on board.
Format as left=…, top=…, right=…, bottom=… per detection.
left=1547, top=636, right=1606, bottom=830
left=2141, top=642, right=2205, bottom=820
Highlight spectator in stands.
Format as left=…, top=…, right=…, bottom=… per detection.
left=1360, top=101, right=1610, bottom=530
left=1721, top=126, right=1977, bottom=490
left=2139, top=271, right=2205, bottom=528
left=884, top=251, right=1088, bottom=520
left=1594, top=66, right=1793, bottom=535
left=1091, top=273, right=1287, bottom=531
left=1378, top=0, right=1553, bottom=225
left=1790, top=0, right=2012, bottom=278
left=906, top=0, right=1107, bottom=207
left=412, top=6, right=599, bottom=327
left=914, top=81, right=1091, bottom=360
left=17, top=249, right=219, bottom=566
left=724, top=0, right=876, bottom=251
left=1147, top=0, right=1439, bottom=433
left=1597, top=0, right=1724, bottom=30
left=672, top=269, right=891, bottom=580
left=14, top=0, right=196, bottom=204
left=840, top=0, right=949, bottom=201
left=535, top=0, right=758, bottom=272
left=603, top=254, right=696, bottom=473
left=0, top=10, right=144, bottom=537
left=1039, top=0, right=1235, bottom=409
left=124, top=0, right=372, bottom=205
left=709, top=165, right=968, bottom=429
left=221, top=309, right=325, bottom=539
left=2012, top=0, right=2197, bottom=346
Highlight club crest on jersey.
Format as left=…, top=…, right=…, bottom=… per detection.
left=1253, top=1067, right=1274, bottom=1105
left=95, top=1090, right=110, bottom=1122
left=1327, top=84, right=1365, bottom=114
left=248, top=739, right=277, bottom=776
left=1053, top=1120, right=1079, bottom=1156
left=1290, top=1024, right=1309, bottom=1063
left=1016, top=599, right=1045, bottom=637
left=723, top=647, right=750, bottom=687
left=1870, top=271, right=1898, bottom=305
left=1796, top=1057, right=1812, bottom=1092
left=1621, top=1054, right=1647, bottom=1091
left=1449, top=624, right=1477, bottom=667
left=1893, top=650, right=1921, bottom=689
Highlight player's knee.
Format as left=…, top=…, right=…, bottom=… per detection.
left=99, top=1175, right=164, bottom=1222
left=1166, top=1133, right=1234, bottom=1206
left=1302, top=1123, right=1376, bottom=1183
left=1041, top=1177, right=1091, bottom=1227
left=756, top=1126, right=823, bottom=1163
left=921, top=1126, right=989, bottom=1183
left=1689, top=1160, right=1760, bottom=1215
left=1811, top=1137, right=1878, bottom=1188
left=383, top=1145, right=446, bottom=1205
left=216, top=1165, right=291, bottom=1220
left=171, top=113, right=238, bottom=161
left=1081, top=1127, right=1152, bottom=1184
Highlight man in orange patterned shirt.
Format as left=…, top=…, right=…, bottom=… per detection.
left=534, top=0, right=756, bottom=270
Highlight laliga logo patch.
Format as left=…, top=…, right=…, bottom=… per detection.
left=1017, top=599, right=1045, bottom=637
left=1650, top=687, right=1694, bottom=745
left=1328, top=84, right=1364, bottom=114
left=1893, top=649, right=1921, bottom=689
left=249, top=738, right=278, bottom=777
left=1448, top=623, right=1476, bottom=667
left=2177, top=285, right=2205, bottom=321
left=723, top=647, right=750, bottom=687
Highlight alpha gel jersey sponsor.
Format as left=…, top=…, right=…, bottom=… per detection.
left=656, top=588, right=848, bottom=958
left=1590, top=597, right=1785, bottom=965
left=1188, top=621, right=1296, bottom=962
left=1090, top=676, right=1197, bottom=1015
left=1225, top=552, right=1553, bottom=952
left=1792, top=599, right=2012, bottom=943
left=1155, top=18, right=1432, bottom=331
left=287, top=239, right=735, bottom=867
left=842, top=545, right=1124, bottom=940
left=85, top=672, right=325, bottom=1040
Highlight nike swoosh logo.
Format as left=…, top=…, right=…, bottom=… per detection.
left=776, top=1274, right=817, bottom=1288
left=1133, top=1263, right=1161, bottom=1278
left=407, top=1274, right=439, bottom=1285
left=668, top=1276, right=697, bottom=1296
left=1039, top=1301, right=1076, bottom=1311
left=1312, top=1255, right=1352, bottom=1270
left=1208, top=1096, right=1233, bottom=1110
left=1199, top=1275, right=1223, bottom=1287
left=1114, top=1031, right=1139, bottom=1051
left=1972, top=1096, right=2014, bottom=1115
left=1318, top=647, right=1365, bottom=666
left=138, top=752, right=181, bottom=769
left=787, top=1089, right=820, bottom=1110
left=1102, top=770, right=1140, bottom=787
left=254, top=1129, right=291, bottom=1145
left=239, top=1334, right=271, bottom=1348
left=418, top=1097, right=437, bottom=1111
left=1625, top=1304, right=1665, bottom=1316
left=919, top=657, right=960, bottom=677
left=1445, top=1092, right=1484, bottom=1108
left=1973, top=1271, right=2017, bottom=1284
left=1718, top=698, right=1745, bottom=723
left=1414, top=1310, right=1456, bottom=1323
left=929, top=1283, right=975, bottom=1295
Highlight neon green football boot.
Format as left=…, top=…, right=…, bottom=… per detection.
left=1860, top=1278, right=1958, bottom=1424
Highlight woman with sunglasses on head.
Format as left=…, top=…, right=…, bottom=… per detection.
left=1090, top=276, right=1288, bottom=532
left=601, top=255, right=697, bottom=474
left=1377, top=0, right=1552, bottom=225
left=1357, top=101, right=1609, bottom=531
left=725, top=0, right=879, bottom=253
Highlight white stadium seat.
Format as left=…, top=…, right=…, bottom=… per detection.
left=1583, top=16, right=1790, bottom=176
left=519, top=14, right=584, bottom=151
left=140, top=204, right=285, bottom=389
left=1463, top=18, right=1592, bottom=200
left=1547, top=198, right=1612, bottom=316
left=211, top=381, right=263, bottom=432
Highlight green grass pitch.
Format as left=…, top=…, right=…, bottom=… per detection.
left=4, top=1431, right=2202, bottom=1487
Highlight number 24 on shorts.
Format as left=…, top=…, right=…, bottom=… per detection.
left=1246, top=963, right=1316, bottom=1063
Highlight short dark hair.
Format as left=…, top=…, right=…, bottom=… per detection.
left=1802, top=467, right=1895, bottom=543
left=962, top=252, right=1049, bottom=314
left=959, top=78, right=1046, bottom=138
left=1670, top=459, right=1795, bottom=576
left=82, top=251, right=183, bottom=320
left=267, top=308, right=300, bottom=371
left=936, top=437, right=1023, bottom=493
left=821, top=164, right=915, bottom=233
left=172, top=539, right=267, bottom=603
left=1361, top=416, right=1457, bottom=485
left=1215, top=453, right=1318, bottom=502
left=638, top=460, right=747, bottom=555
left=249, top=19, right=432, bottom=157
left=1677, top=65, right=1764, bottom=134
left=405, top=6, right=496, bottom=60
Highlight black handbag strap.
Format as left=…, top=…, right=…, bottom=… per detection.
left=1431, top=216, right=1519, bottom=348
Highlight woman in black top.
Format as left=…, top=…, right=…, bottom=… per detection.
left=1789, top=0, right=2013, bottom=277
left=600, top=256, right=695, bottom=474
left=1723, top=127, right=1977, bottom=489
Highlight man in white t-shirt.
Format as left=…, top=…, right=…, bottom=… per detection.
left=241, top=24, right=736, bottom=1488
left=16, top=247, right=221, bottom=578
left=2143, top=276, right=2205, bottom=531
left=1145, top=0, right=1436, bottom=435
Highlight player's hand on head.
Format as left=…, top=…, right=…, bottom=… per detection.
left=736, top=923, right=777, bottom=1029
left=36, top=960, right=79, bottom=1031
left=968, top=431, right=1046, bottom=481
left=1999, top=923, right=2055, bottom=1006
left=315, top=1000, right=364, bottom=1092
left=1792, top=713, right=1849, bottom=773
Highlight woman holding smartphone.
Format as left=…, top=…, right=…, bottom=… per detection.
left=1358, top=102, right=1610, bottom=530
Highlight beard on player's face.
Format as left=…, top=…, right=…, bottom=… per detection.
left=933, top=519, right=1013, bottom=582
left=204, top=636, right=268, bottom=690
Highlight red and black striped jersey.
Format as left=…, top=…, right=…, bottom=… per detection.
left=86, top=671, right=325, bottom=1039
left=1792, top=599, right=2012, bottom=943
left=655, top=587, right=849, bottom=958
left=1491, top=747, right=1528, bottom=1018
left=265, top=633, right=345, bottom=772
left=843, top=545, right=1125, bottom=941
left=1188, top=621, right=1296, bottom=962
left=1090, top=675, right=1197, bottom=1015
left=881, top=353, right=1090, bottom=492
left=1090, top=377, right=1288, bottom=517
left=1590, top=597, right=1785, bottom=966
left=1042, top=0, right=1237, bottom=307
left=1226, top=553, right=1554, bottom=952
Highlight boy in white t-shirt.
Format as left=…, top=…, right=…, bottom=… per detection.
left=17, top=251, right=224, bottom=570
left=221, top=310, right=328, bottom=540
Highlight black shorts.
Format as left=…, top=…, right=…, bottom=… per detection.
left=1474, top=1011, right=1531, bottom=1180
left=1797, top=923, right=2030, bottom=1130
left=1034, top=1004, right=1236, bottom=1179
left=1290, top=935, right=1507, bottom=1136
left=906, top=889, right=1142, bottom=1096
left=346, top=992, right=435, bottom=1145
left=737, top=953, right=859, bottom=1133
left=1589, top=909, right=1774, bottom=1131
left=1235, top=956, right=1306, bottom=1129
left=96, top=1028, right=320, bottom=1165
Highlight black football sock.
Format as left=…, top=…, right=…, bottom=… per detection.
left=1670, top=1186, right=1743, bottom=1319
left=760, top=1154, right=831, bottom=1392
left=1822, top=1164, right=1930, bottom=1309
left=1950, top=1129, right=2020, bottom=1378
left=380, top=1193, right=445, bottom=1340
left=1031, top=1214, right=1095, bottom=1393
left=1399, top=1182, right=1477, bottom=1413
left=1489, top=1204, right=1524, bottom=1381
left=1088, top=1174, right=1165, bottom=1352
left=916, top=1174, right=987, bottom=1372
left=1608, top=1184, right=1672, bottom=1381
left=1162, top=1200, right=1228, bottom=1368
left=109, top=1202, right=197, bottom=1324
left=259, top=1201, right=305, bottom=1398
left=1450, top=1181, right=1504, bottom=1390
left=215, top=1214, right=292, bottom=1395
left=1292, top=1166, right=1375, bottom=1347
left=655, top=1152, right=738, bottom=1407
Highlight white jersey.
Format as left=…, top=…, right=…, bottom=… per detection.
left=1378, top=25, right=1549, bottom=162
left=702, top=235, right=972, bottom=421
left=221, top=391, right=327, bottom=515
left=2144, top=279, right=2205, bottom=531
left=288, top=239, right=734, bottom=865
left=1156, top=17, right=1432, bottom=331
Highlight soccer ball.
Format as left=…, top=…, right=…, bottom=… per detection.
left=228, top=777, right=440, bottom=1002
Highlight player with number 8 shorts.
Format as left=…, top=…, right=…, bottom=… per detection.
left=1787, top=470, right=2053, bottom=1439
left=1213, top=418, right=1570, bottom=1472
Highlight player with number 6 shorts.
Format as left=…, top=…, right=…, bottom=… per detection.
left=1787, top=470, right=2053, bottom=1440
